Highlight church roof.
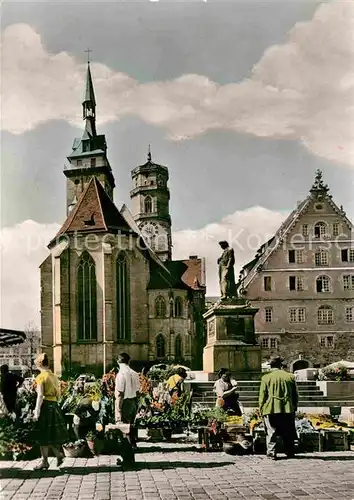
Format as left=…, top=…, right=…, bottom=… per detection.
left=148, top=261, right=190, bottom=290
left=51, top=177, right=133, bottom=244
left=83, top=63, right=96, bottom=106
left=147, top=257, right=205, bottom=291
left=240, top=171, right=353, bottom=290
left=68, top=135, right=107, bottom=159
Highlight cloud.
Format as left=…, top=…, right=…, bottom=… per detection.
left=0, top=220, right=60, bottom=330
left=173, top=206, right=285, bottom=295
left=2, top=1, right=354, bottom=167
left=0, top=207, right=284, bottom=329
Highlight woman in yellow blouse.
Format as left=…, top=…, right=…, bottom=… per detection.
left=33, top=353, right=69, bottom=470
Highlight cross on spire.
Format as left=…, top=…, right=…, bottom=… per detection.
left=85, top=48, right=92, bottom=64
left=147, top=144, right=152, bottom=162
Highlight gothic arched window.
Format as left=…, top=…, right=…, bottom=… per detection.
left=156, top=334, right=166, bottom=359
left=169, top=299, right=174, bottom=318
left=144, top=196, right=152, bottom=214
left=116, top=252, right=131, bottom=341
left=155, top=296, right=166, bottom=318
left=318, top=305, right=334, bottom=325
left=77, top=252, right=97, bottom=341
left=174, top=297, right=183, bottom=317
left=316, top=275, right=331, bottom=293
left=175, top=335, right=182, bottom=359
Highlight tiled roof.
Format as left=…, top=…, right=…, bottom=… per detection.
left=52, top=177, right=133, bottom=244
left=180, top=257, right=205, bottom=289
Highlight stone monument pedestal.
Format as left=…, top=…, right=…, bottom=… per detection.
left=203, top=298, right=261, bottom=377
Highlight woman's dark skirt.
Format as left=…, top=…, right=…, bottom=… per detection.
left=34, top=400, right=69, bottom=446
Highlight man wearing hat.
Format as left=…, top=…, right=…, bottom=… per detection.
left=258, top=356, right=298, bottom=460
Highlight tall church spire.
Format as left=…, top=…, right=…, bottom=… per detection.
left=82, top=62, right=97, bottom=137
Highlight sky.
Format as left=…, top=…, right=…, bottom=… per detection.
left=1, top=0, right=354, bottom=330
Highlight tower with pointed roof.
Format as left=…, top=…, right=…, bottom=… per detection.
left=64, top=63, right=115, bottom=215
left=130, top=146, right=172, bottom=261
left=238, top=170, right=354, bottom=370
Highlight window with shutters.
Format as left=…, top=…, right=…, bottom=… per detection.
left=343, top=275, right=354, bottom=290
left=319, top=335, right=335, bottom=348
left=295, top=250, right=303, bottom=263
left=289, top=276, right=304, bottom=291
left=314, top=222, right=326, bottom=238
left=289, top=308, right=306, bottom=323
left=341, top=249, right=354, bottom=262
left=315, top=250, right=329, bottom=266
left=261, top=337, right=278, bottom=349
left=317, top=306, right=334, bottom=325
left=316, top=275, right=331, bottom=293
left=346, top=307, right=354, bottom=323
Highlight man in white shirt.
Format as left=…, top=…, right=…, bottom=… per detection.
left=115, top=353, right=140, bottom=466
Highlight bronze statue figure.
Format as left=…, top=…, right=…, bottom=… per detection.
left=217, top=241, right=237, bottom=300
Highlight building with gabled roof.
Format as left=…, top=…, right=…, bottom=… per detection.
left=238, top=171, right=354, bottom=371
left=40, top=64, right=206, bottom=376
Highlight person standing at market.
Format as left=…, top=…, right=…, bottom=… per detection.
left=0, top=364, right=24, bottom=416
left=115, top=352, right=140, bottom=466
left=258, top=356, right=298, bottom=460
left=32, top=353, right=69, bottom=470
left=214, top=369, right=242, bottom=415
left=166, top=367, right=187, bottom=398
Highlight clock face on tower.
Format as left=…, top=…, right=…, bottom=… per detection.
left=139, top=221, right=167, bottom=251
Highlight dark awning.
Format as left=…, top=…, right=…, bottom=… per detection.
left=0, top=328, right=26, bottom=347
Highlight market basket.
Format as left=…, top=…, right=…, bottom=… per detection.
left=63, top=440, right=88, bottom=458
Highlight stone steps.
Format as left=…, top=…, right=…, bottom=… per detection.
left=188, top=379, right=338, bottom=409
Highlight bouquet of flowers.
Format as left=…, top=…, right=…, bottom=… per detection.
left=320, top=365, right=351, bottom=382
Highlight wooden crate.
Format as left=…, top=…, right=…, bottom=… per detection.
left=320, top=429, right=349, bottom=452
left=298, top=432, right=321, bottom=453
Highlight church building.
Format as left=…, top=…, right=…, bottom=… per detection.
left=40, top=64, right=206, bottom=376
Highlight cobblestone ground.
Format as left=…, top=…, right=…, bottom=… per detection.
left=1, top=443, right=354, bottom=500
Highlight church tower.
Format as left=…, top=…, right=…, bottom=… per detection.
left=64, top=63, right=115, bottom=215
left=130, top=147, right=172, bottom=261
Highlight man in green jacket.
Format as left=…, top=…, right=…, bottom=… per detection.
left=258, top=356, right=298, bottom=460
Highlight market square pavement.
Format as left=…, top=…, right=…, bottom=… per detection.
left=1, top=442, right=354, bottom=500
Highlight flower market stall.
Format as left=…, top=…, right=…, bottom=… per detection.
left=1, top=365, right=354, bottom=461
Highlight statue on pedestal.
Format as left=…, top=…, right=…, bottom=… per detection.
left=217, top=241, right=237, bottom=301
